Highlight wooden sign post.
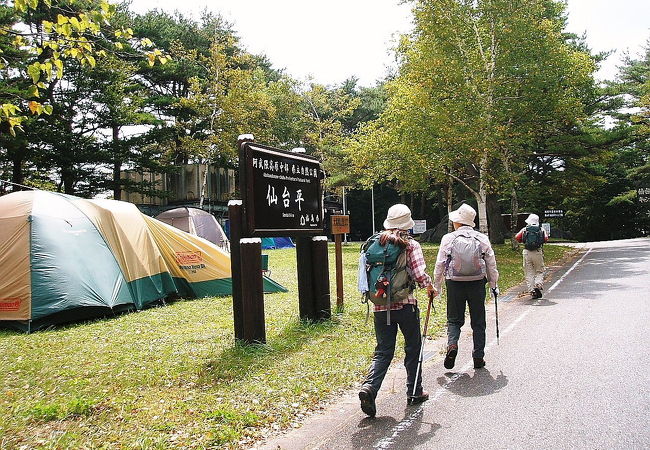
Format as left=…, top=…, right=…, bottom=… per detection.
left=230, top=136, right=331, bottom=344
left=331, top=215, right=350, bottom=311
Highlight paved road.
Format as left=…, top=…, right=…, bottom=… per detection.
left=261, top=238, right=650, bottom=449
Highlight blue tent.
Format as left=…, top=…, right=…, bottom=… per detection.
left=261, top=237, right=295, bottom=249
left=223, top=221, right=294, bottom=250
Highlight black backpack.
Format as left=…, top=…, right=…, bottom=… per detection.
left=523, top=225, right=544, bottom=250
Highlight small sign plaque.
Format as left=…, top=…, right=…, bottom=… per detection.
left=638, top=187, right=650, bottom=205
left=413, top=220, right=427, bottom=234
left=331, top=215, right=350, bottom=234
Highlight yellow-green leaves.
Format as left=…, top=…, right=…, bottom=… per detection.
left=54, top=59, right=63, bottom=78
left=2, top=0, right=171, bottom=134
left=27, top=63, right=41, bottom=83
left=0, top=104, right=25, bottom=136
left=27, top=101, right=53, bottom=116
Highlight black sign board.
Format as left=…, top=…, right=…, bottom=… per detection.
left=240, top=142, right=324, bottom=236
left=544, top=209, right=564, bottom=218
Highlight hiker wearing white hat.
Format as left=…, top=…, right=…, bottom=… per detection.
left=358, top=204, right=434, bottom=417
left=515, top=213, right=548, bottom=299
left=432, top=203, right=499, bottom=370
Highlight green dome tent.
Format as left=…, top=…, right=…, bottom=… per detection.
left=0, top=191, right=286, bottom=331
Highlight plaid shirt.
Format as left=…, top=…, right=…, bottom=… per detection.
left=374, top=238, right=432, bottom=312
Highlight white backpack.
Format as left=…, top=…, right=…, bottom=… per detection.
left=446, top=232, right=485, bottom=279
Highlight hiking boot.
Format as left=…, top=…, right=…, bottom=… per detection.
left=358, top=386, right=376, bottom=417
left=473, top=357, right=486, bottom=369
left=407, top=391, right=429, bottom=406
left=444, top=344, right=458, bottom=369
left=534, top=288, right=542, bottom=299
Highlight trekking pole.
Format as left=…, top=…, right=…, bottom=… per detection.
left=492, top=287, right=500, bottom=345
left=411, top=291, right=435, bottom=399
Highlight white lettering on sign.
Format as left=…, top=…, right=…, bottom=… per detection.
left=295, top=189, right=304, bottom=211
left=266, top=185, right=278, bottom=206
left=282, top=186, right=291, bottom=208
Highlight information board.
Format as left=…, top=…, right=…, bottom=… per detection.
left=413, top=220, right=427, bottom=234
left=240, top=142, right=324, bottom=236
left=544, top=209, right=564, bottom=218
left=331, top=215, right=350, bottom=234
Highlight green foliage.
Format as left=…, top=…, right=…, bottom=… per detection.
left=0, top=0, right=170, bottom=134
left=344, top=0, right=598, bottom=236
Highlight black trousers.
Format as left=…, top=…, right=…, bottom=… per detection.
left=362, top=305, right=423, bottom=397
left=446, top=279, right=487, bottom=358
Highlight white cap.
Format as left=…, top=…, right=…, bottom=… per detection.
left=383, top=204, right=415, bottom=230
left=525, top=214, right=540, bottom=226
left=449, top=204, right=476, bottom=228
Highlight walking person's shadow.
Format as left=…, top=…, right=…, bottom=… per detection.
left=437, top=369, right=508, bottom=397
left=352, top=407, right=441, bottom=449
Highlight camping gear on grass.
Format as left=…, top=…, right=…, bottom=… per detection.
left=261, top=237, right=295, bottom=250
left=0, top=191, right=285, bottom=331
left=155, top=207, right=229, bottom=251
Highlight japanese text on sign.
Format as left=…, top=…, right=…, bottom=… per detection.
left=412, top=220, right=427, bottom=234
left=331, top=215, right=350, bottom=234
left=544, top=209, right=564, bottom=218
left=242, top=143, right=324, bottom=235
left=638, top=187, right=650, bottom=204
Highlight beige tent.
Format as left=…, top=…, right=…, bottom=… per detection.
left=0, top=191, right=285, bottom=331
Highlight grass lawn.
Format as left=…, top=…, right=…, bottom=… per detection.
left=0, top=242, right=575, bottom=448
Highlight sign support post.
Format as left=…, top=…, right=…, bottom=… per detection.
left=331, top=215, right=350, bottom=311
left=228, top=200, right=245, bottom=341
left=240, top=238, right=265, bottom=343
left=311, top=236, right=331, bottom=321
left=295, top=236, right=316, bottom=320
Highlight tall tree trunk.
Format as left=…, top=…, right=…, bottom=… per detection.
left=419, top=191, right=426, bottom=218
left=112, top=125, right=122, bottom=200
left=476, top=153, right=489, bottom=235
left=199, top=162, right=209, bottom=208
left=7, top=137, right=28, bottom=191
left=409, top=192, right=415, bottom=212
left=11, top=153, right=24, bottom=191
left=487, top=193, right=507, bottom=244
left=510, top=185, right=520, bottom=250
left=62, top=169, right=75, bottom=194
left=447, top=174, right=454, bottom=233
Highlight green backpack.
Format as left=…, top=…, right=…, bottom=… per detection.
left=523, top=225, right=544, bottom=250
left=361, top=233, right=414, bottom=307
